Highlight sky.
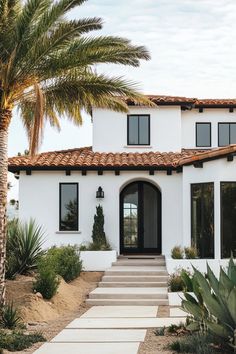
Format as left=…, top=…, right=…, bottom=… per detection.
left=8, top=0, right=236, bottom=198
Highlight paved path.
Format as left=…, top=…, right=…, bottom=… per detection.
left=34, top=257, right=186, bottom=354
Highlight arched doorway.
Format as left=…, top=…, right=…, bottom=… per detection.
left=120, top=181, right=161, bottom=254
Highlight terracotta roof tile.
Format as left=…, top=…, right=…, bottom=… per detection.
left=179, top=145, right=236, bottom=166
left=8, top=147, right=207, bottom=171
left=195, top=99, right=236, bottom=106
left=125, top=95, right=236, bottom=107
left=125, top=95, right=196, bottom=105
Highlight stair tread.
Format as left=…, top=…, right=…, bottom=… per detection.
left=86, top=299, right=169, bottom=305
left=91, top=288, right=167, bottom=293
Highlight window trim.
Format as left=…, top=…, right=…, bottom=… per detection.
left=218, top=122, right=236, bottom=147
left=127, top=114, right=150, bottom=146
left=59, top=182, right=79, bottom=232
left=195, top=122, right=211, bottom=147
left=190, top=182, right=215, bottom=259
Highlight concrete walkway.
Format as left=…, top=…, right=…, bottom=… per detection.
left=34, top=257, right=186, bottom=354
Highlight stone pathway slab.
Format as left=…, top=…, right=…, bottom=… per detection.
left=52, top=329, right=146, bottom=342
left=170, top=308, right=187, bottom=317
left=67, top=317, right=186, bottom=329
left=34, top=342, right=140, bottom=354
left=81, top=306, right=158, bottom=318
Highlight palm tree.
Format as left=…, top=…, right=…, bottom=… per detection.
left=0, top=0, right=152, bottom=304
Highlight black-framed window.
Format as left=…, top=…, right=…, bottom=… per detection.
left=127, top=115, right=150, bottom=145
left=196, top=123, right=211, bottom=147
left=221, top=182, right=236, bottom=258
left=59, top=183, right=78, bottom=231
left=218, top=123, right=236, bottom=146
left=191, top=183, right=214, bottom=258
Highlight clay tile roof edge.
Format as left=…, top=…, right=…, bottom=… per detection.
left=179, top=145, right=236, bottom=166
left=125, top=95, right=236, bottom=107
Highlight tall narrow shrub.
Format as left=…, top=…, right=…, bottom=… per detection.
left=92, top=205, right=107, bottom=245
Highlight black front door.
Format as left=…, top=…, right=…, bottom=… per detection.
left=120, top=181, right=161, bottom=254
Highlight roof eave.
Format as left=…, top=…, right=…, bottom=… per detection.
left=8, top=165, right=179, bottom=173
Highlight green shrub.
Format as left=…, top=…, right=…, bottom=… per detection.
left=33, top=259, right=60, bottom=299
left=169, top=269, right=192, bottom=292
left=0, top=330, right=45, bottom=351
left=87, top=241, right=112, bottom=251
left=89, top=205, right=111, bottom=250
left=184, top=247, right=198, bottom=259
left=78, top=244, right=87, bottom=251
left=168, top=333, right=222, bottom=354
left=79, top=242, right=112, bottom=251
left=6, top=219, right=45, bottom=278
left=169, top=272, right=184, bottom=292
left=154, top=326, right=165, bottom=336
left=171, top=246, right=184, bottom=259
left=46, top=245, right=83, bottom=282
left=92, top=205, right=106, bottom=245
left=0, top=302, right=22, bottom=329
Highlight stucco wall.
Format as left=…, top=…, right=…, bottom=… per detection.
left=93, top=106, right=236, bottom=153
left=18, top=170, right=182, bottom=254
left=182, top=108, right=236, bottom=149
left=182, top=158, right=236, bottom=259
left=93, top=106, right=182, bottom=153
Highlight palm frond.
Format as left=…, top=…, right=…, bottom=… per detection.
left=15, top=0, right=51, bottom=41
left=13, top=18, right=102, bottom=82
left=43, top=71, right=154, bottom=117
left=37, top=36, right=150, bottom=79
left=29, top=0, right=87, bottom=41
left=0, top=0, right=20, bottom=24
left=0, top=0, right=21, bottom=62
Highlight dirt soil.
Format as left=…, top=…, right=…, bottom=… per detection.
left=139, top=329, right=177, bottom=354
left=4, top=271, right=103, bottom=354
left=139, top=305, right=176, bottom=354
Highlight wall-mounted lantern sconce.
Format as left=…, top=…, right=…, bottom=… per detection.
left=96, top=186, right=104, bottom=199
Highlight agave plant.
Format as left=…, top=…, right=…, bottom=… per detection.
left=181, top=258, right=236, bottom=350
left=0, top=302, right=22, bottom=329
left=7, top=219, right=45, bottom=277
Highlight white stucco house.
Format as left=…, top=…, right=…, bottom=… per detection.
left=8, top=95, right=236, bottom=266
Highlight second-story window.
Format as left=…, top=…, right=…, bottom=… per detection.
left=218, top=123, right=236, bottom=146
left=127, top=115, right=150, bottom=145
left=196, top=123, right=211, bottom=147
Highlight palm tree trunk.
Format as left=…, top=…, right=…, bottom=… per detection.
left=0, top=109, right=11, bottom=306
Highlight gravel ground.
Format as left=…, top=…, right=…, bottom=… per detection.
left=139, top=306, right=175, bottom=354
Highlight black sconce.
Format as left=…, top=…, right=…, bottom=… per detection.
left=96, top=186, right=104, bottom=199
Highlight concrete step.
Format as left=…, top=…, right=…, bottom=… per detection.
left=86, top=298, right=169, bottom=306
left=118, top=255, right=165, bottom=260
left=90, top=293, right=168, bottom=300
left=112, top=261, right=166, bottom=266
left=89, top=288, right=168, bottom=300
left=102, top=275, right=169, bottom=282
left=105, top=270, right=168, bottom=276
left=99, top=282, right=167, bottom=288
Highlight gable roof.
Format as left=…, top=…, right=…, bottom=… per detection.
left=8, top=147, right=206, bottom=172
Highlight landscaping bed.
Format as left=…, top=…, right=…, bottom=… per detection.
left=3, top=271, right=102, bottom=353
